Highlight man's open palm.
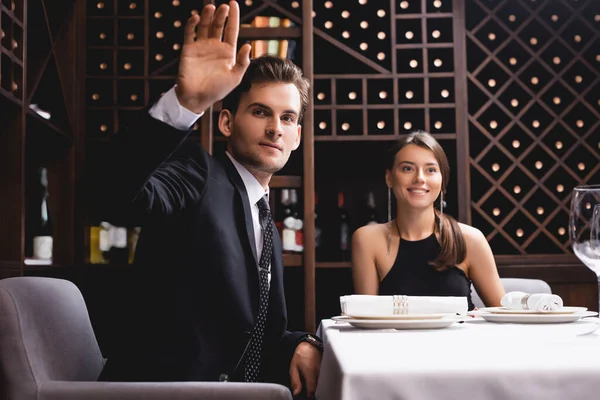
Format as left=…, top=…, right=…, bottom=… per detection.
left=176, top=1, right=251, bottom=114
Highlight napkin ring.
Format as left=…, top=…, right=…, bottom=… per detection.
left=393, top=295, right=408, bottom=314
left=521, top=294, right=531, bottom=310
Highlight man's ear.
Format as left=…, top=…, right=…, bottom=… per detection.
left=218, top=109, right=234, bottom=138
left=292, top=124, right=302, bottom=151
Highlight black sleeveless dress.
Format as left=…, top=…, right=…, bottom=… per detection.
left=378, top=233, right=475, bottom=310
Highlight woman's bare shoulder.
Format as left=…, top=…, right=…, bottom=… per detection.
left=354, top=222, right=389, bottom=238
left=353, top=223, right=389, bottom=248
left=457, top=222, right=485, bottom=242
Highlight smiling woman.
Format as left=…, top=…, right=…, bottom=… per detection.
left=351, top=131, right=505, bottom=310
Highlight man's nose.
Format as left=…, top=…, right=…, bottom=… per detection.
left=266, top=117, right=283, bottom=137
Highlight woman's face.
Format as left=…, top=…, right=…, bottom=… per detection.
left=386, top=144, right=442, bottom=210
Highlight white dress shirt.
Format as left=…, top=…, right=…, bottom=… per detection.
left=148, top=86, right=272, bottom=284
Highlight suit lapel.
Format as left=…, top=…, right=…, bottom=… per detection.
left=220, top=155, right=259, bottom=267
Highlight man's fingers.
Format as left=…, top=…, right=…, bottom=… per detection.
left=196, top=4, right=215, bottom=40
left=233, top=43, right=251, bottom=75
left=183, top=12, right=200, bottom=44
left=209, top=3, right=229, bottom=39
left=304, top=365, right=319, bottom=398
left=223, top=1, right=240, bottom=46
left=289, top=364, right=302, bottom=396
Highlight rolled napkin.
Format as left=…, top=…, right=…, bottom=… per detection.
left=500, top=291, right=563, bottom=312
left=340, top=294, right=468, bottom=317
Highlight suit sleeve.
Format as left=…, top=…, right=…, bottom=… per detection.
left=86, top=110, right=208, bottom=226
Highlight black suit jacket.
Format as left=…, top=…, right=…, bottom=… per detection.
left=94, top=112, right=307, bottom=383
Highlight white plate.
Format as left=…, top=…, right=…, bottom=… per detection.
left=341, top=313, right=459, bottom=320
left=332, top=315, right=463, bottom=329
left=474, top=311, right=597, bottom=324
left=478, top=306, right=588, bottom=315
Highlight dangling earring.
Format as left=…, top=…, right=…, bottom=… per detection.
left=439, top=190, right=444, bottom=235
left=387, top=186, right=392, bottom=255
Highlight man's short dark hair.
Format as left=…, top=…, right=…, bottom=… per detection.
left=222, top=55, right=310, bottom=122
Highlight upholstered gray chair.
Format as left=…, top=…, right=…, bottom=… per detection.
left=0, top=276, right=292, bottom=400
left=471, top=277, right=552, bottom=309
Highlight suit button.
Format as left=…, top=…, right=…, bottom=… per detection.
left=218, top=373, right=229, bottom=382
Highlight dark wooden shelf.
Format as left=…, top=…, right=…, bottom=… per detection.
left=314, top=103, right=456, bottom=110
left=26, top=108, right=72, bottom=142
left=86, top=16, right=144, bottom=20
left=0, top=4, right=24, bottom=27
left=395, top=13, right=453, bottom=19
left=0, top=47, right=24, bottom=66
left=86, top=75, right=175, bottom=79
left=283, top=253, right=302, bottom=267
left=314, top=133, right=457, bottom=141
left=271, top=175, right=302, bottom=188
left=87, top=137, right=111, bottom=143
left=316, top=262, right=350, bottom=269
left=83, top=263, right=134, bottom=269
left=87, top=46, right=145, bottom=50
left=87, top=106, right=145, bottom=111
left=396, top=43, right=454, bottom=49
left=0, top=87, right=23, bottom=106
left=239, top=26, right=301, bottom=39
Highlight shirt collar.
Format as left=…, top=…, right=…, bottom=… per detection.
left=226, top=151, right=269, bottom=206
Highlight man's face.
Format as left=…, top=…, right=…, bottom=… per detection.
left=219, top=82, right=302, bottom=174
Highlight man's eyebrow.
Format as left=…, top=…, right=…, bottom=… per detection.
left=246, top=102, right=298, bottom=115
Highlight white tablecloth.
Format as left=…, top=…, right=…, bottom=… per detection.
left=316, top=318, right=600, bottom=400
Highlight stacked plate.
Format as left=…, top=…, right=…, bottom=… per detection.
left=471, top=306, right=597, bottom=323
left=332, top=313, right=465, bottom=329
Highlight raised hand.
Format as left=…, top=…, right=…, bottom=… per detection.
left=175, top=1, right=251, bottom=114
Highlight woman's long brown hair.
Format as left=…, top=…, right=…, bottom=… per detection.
left=385, top=131, right=466, bottom=270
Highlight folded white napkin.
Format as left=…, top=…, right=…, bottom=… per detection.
left=500, top=291, right=563, bottom=312
left=340, top=294, right=468, bottom=317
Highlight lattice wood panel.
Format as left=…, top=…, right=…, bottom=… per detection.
left=466, top=0, right=600, bottom=255
left=311, top=0, right=458, bottom=142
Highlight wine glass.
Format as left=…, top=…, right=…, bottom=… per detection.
left=592, top=205, right=600, bottom=257
left=569, top=185, right=600, bottom=311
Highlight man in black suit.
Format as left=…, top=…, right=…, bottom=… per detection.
left=95, top=1, right=322, bottom=397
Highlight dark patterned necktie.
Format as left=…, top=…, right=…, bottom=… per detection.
left=244, top=195, right=273, bottom=382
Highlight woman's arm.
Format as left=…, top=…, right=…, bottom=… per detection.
left=351, top=225, right=381, bottom=295
left=460, top=224, right=505, bottom=306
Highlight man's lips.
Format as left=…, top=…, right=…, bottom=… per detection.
left=260, top=143, right=283, bottom=151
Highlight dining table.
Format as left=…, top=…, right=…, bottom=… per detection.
left=316, top=316, right=600, bottom=400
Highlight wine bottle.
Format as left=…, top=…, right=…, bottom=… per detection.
left=89, top=223, right=107, bottom=264
left=363, top=190, right=379, bottom=226
left=128, top=226, right=141, bottom=264
left=32, top=168, right=53, bottom=260
left=275, top=188, right=290, bottom=233
left=282, top=189, right=296, bottom=252
left=336, top=191, right=351, bottom=261
left=108, top=225, right=129, bottom=264
left=314, top=192, right=322, bottom=260
left=290, top=189, right=304, bottom=253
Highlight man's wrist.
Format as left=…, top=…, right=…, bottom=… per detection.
left=174, top=85, right=213, bottom=114
left=299, top=334, right=323, bottom=353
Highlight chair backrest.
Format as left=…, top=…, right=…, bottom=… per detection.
left=0, top=277, right=104, bottom=399
left=471, top=278, right=552, bottom=309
